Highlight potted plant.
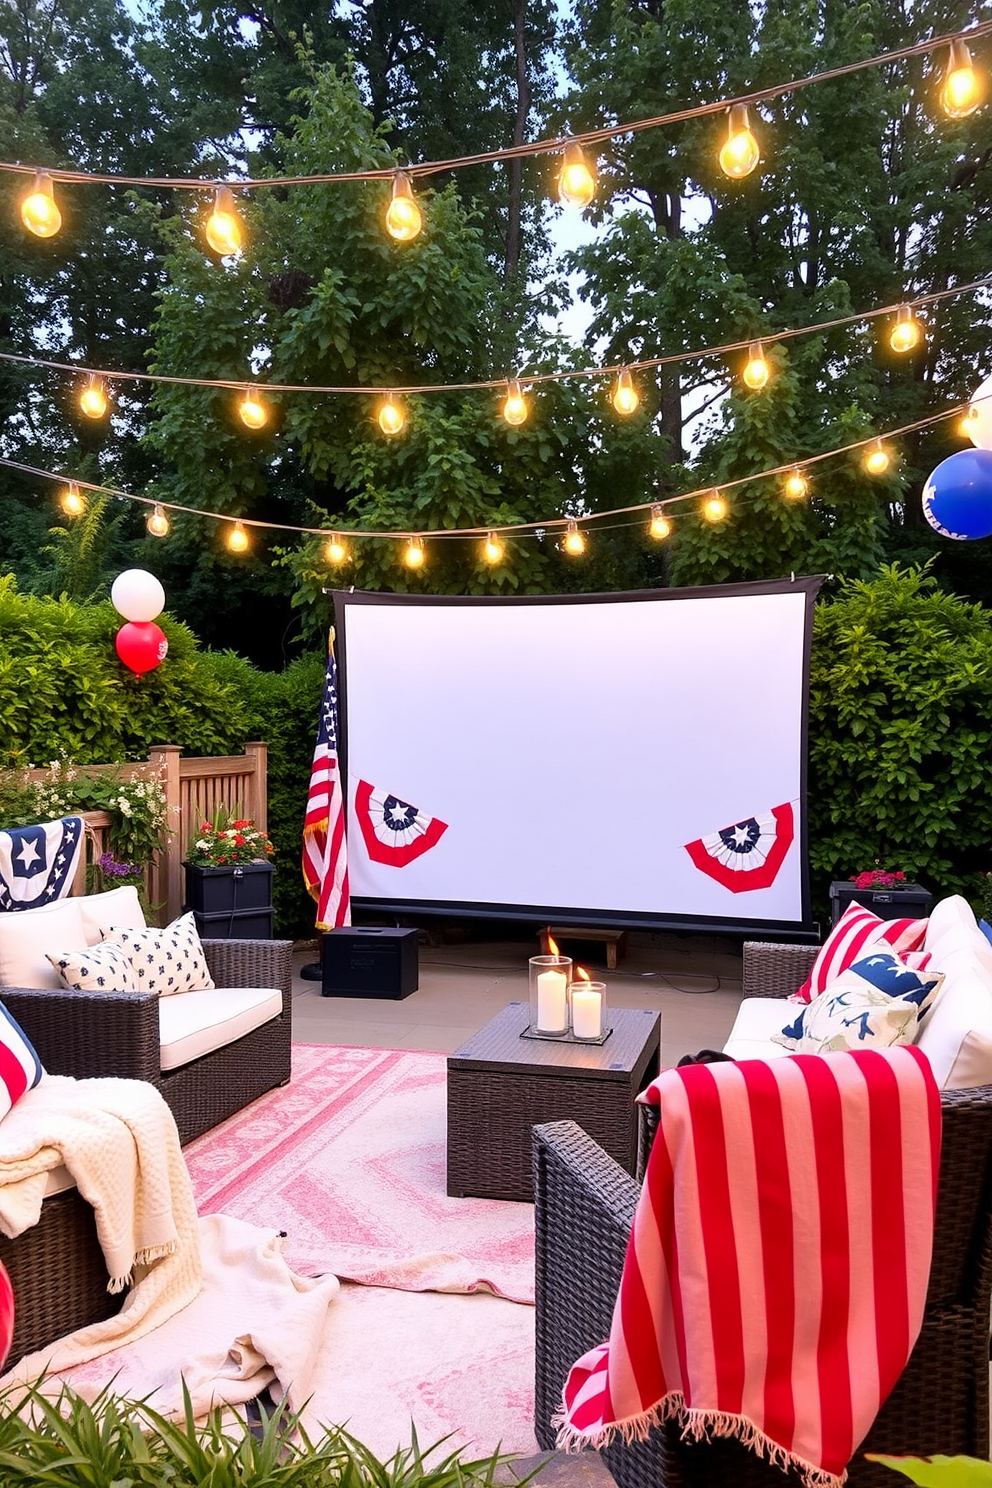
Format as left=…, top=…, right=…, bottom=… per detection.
left=183, top=807, right=275, bottom=936
left=829, top=867, right=933, bottom=925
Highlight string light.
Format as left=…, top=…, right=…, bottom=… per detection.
left=960, top=406, right=980, bottom=441
left=563, top=519, right=586, bottom=555
left=205, top=185, right=243, bottom=257
left=889, top=304, right=923, bottom=353
left=146, top=504, right=170, bottom=537
left=403, top=535, right=426, bottom=568
left=502, top=379, right=528, bottom=426
left=783, top=468, right=809, bottom=500
left=702, top=491, right=728, bottom=522
left=649, top=505, right=671, bottom=539
left=742, top=341, right=771, bottom=390
left=20, top=171, right=61, bottom=238
left=238, top=386, right=269, bottom=429
left=227, top=520, right=250, bottom=552
left=60, top=482, right=85, bottom=517
left=863, top=438, right=892, bottom=475
left=78, top=374, right=108, bottom=419
left=941, top=39, right=985, bottom=117
left=612, top=369, right=639, bottom=416
left=324, top=534, right=348, bottom=564
left=483, top=531, right=504, bottom=564
left=557, top=142, right=596, bottom=208
left=377, top=393, right=406, bottom=436
left=719, top=104, right=760, bottom=179
left=385, top=172, right=423, bottom=242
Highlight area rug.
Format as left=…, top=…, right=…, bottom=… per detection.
left=185, top=1043, right=535, bottom=1304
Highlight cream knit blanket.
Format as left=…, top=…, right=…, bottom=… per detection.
left=0, top=1074, right=201, bottom=1379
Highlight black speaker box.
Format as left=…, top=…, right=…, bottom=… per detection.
left=321, top=927, right=420, bottom=999
left=829, top=880, right=933, bottom=925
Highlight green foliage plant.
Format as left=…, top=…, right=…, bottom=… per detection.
left=0, top=1380, right=520, bottom=1488
left=808, top=566, right=992, bottom=913
left=0, top=758, right=170, bottom=870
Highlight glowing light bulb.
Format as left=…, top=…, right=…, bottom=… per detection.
left=78, top=374, right=108, bottom=420
left=961, top=405, right=980, bottom=442
left=377, top=394, right=406, bottom=436
left=238, top=387, right=268, bottom=429
left=60, top=482, right=85, bottom=517
left=889, top=305, right=922, bottom=354
left=227, top=520, right=249, bottom=553
left=612, top=368, right=639, bottom=416
left=702, top=491, right=727, bottom=522
left=205, top=185, right=242, bottom=257
left=146, top=504, right=170, bottom=538
left=502, top=379, right=528, bottom=426
left=863, top=439, right=891, bottom=476
left=20, top=171, right=61, bottom=238
left=563, top=519, right=586, bottom=555
left=404, top=535, right=425, bottom=569
left=557, top=142, right=596, bottom=209
left=649, top=504, right=671, bottom=540
left=783, top=468, right=809, bottom=500
left=483, top=531, right=504, bottom=564
left=385, top=172, right=423, bottom=242
left=941, top=39, right=985, bottom=119
left=742, top=341, right=770, bottom=390
left=324, top=534, right=348, bottom=565
left=719, top=104, right=760, bottom=180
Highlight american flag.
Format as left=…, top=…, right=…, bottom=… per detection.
left=302, top=634, right=351, bottom=929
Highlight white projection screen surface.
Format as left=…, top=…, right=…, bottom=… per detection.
left=337, top=577, right=820, bottom=934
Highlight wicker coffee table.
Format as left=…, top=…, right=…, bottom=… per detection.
left=446, top=1001, right=661, bottom=1201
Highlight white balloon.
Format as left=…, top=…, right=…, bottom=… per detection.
left=967, top=373, right=992, bottom=451
left=111, top=569, right=165, bottom=623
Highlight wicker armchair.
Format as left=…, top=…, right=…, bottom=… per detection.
left=534, top=941, right=992, bottom=1488
left=0, top=938, right=293, bottom=1368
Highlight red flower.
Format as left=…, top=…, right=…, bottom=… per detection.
left=234, top=833, right=247, bottom=846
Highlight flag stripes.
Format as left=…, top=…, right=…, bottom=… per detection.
left=302, top=639, right=351, bottom=930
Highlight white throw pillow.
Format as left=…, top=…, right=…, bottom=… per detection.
left=773, top=950, right=942, bottom=1055
left=923, top=895, right=992, bottom=978
left=0, top=898, right=87, bottom=990
left=77, top=885, right=146, bottom=946
left=47, top=941, right=140, bottom=993
left=104, top=911, right=215, bottom=996
left=915, top=938, right=992, bottom=1089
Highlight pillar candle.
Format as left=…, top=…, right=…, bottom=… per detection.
left=571, top=985, right=603, bottom=1040
left=536, top=969, right=568, bottom=1032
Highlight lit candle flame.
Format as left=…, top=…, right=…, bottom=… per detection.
left=546, top=932, right=560, bottom=957
left=574, top=965, right=591, bottom=983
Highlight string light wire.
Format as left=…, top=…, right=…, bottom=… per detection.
left=1, top=276, right=988, bottom=400
left=3, top=391, right=986, bottom=545
left=1, top=22, right=988, bottom=191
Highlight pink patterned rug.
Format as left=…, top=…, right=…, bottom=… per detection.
left=185, top=1043, right=535, bottom=1304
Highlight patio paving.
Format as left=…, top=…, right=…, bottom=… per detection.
left=290, top=926, right=745, bottom=1066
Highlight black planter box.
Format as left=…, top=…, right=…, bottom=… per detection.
left=193, top=908, right=274, bottom=941
left=321, top=928, right=419, bottom=1000
left=183, top=863, right=273, bottom=915
left=829, top=880, right=933, bottom=925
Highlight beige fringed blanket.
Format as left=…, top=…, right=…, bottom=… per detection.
left=0, top=1073, right=201, bottom=1377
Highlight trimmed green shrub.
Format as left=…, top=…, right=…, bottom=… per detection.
left=809, top=565, right=992, bottom=916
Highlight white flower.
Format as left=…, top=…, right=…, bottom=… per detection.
left=195, top=839, right=209, bottom=851
left=117, top=797, right=133, bottom=816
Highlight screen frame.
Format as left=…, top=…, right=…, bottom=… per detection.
left=334, top=576, right=823, bottom=939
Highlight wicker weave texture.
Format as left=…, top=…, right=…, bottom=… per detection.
left=742, top=941, right=818, bottom=999
left=0, top=1188, right=121, bottom=1368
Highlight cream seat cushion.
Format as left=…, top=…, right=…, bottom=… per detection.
left=722, top=997, right=794, bottom=1061
left=915, top=895, right=992, bottom=1090
left=158, top=986, right=282, bottom=1072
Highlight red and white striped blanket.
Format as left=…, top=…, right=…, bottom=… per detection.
left=558, top=1047, right=941, bottom=1487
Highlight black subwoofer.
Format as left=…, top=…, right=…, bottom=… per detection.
left=320, top=927, right=419, bottom=999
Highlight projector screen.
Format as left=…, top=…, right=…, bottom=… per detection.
left=336, top=577, right=820, bottom=935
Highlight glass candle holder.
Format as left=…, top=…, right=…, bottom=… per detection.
left=529, top=954, right=572, bottom=1036
left=570, top=979, right=607, bottom=1041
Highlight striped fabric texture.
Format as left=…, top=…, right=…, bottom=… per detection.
left=796, top=903, right=928, bottom=1004
left=0, top=1000, right=44, bottom=1121
left=559, top=1047, right=941, bottom=1488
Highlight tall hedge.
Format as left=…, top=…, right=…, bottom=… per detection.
left=809, top=565, right=992, bottom=914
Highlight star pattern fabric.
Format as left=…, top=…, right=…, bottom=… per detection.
left=103, top=913, right=215, bottom=996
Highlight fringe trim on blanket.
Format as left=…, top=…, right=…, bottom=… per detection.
left=553, top=1392, right=846, bottom=1488
left=108, top=1240, right=179, bottom=1293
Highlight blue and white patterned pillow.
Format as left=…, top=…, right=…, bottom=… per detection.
left=48, top=940, right=139, bottom=993
left=103, top=911, right=215, bottom=996
left=773, top=950, right=943, bottom=1055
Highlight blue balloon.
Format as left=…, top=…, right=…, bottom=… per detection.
left=922, top=448, right=992, bottom=540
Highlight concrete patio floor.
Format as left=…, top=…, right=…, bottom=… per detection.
left=290, top=925, right=746, bottom=1065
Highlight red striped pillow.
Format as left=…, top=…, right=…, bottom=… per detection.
left=796, top=902, right=928, bottom=1003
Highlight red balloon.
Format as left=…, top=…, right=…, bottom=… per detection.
left=0, top=1259, right=13, bottom=1370
left=115, top=621, right=168, bottom=675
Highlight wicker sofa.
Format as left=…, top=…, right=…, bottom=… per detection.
left=0, top=936, right=292, bottom=1367
left=533, top=940, right=992, bottom=1488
